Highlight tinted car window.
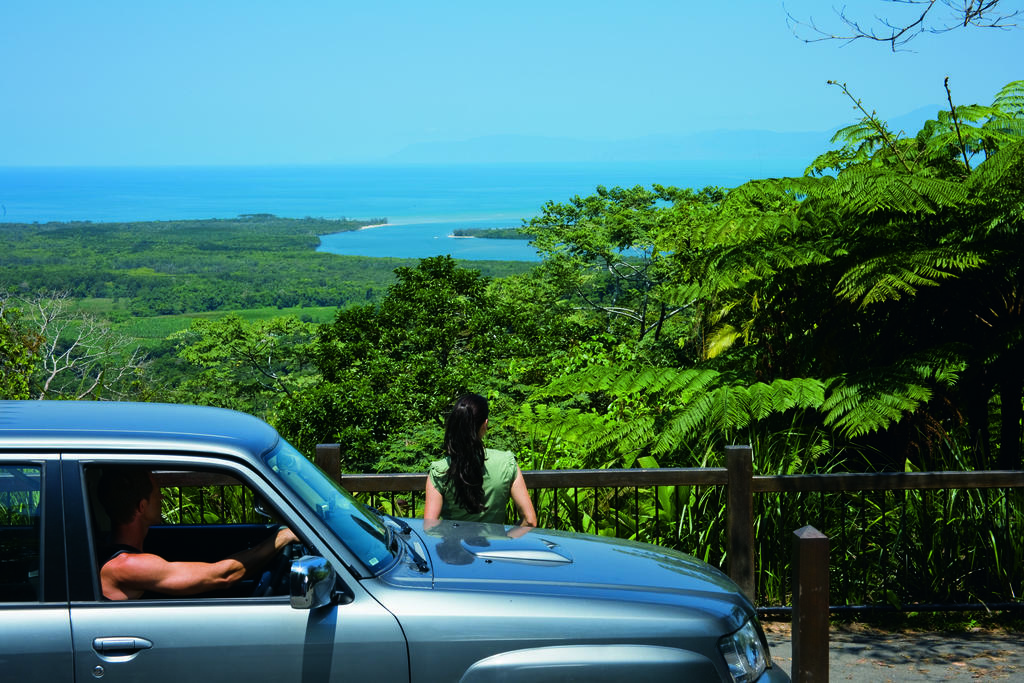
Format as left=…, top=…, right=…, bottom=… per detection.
left=0, top=464, right=42, bottom=602
left=87, top=464, right=302, bottom=600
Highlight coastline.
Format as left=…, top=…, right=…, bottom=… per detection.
left=317, top=218, right=542, bottom=262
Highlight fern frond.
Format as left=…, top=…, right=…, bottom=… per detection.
left=941, top=104, right=1003, bottom=126
left=705, top=324, right=742, bottom=359
left=836, top=247, right=984, bottom=307
left=588, top=414, right=657, bottom=458
left=652, top=391, right=720, bottom=455
left=992, top=80, right=1024, bottom=116
left=723, top=176, right=820, bottom=211
left=821, top=375, right=932, bottom=438
left=968, top=139, right=1024, bottom=196
left=648, top=377, right=824, bottom=455
left=650, top=282, right=701, bottom=308
left=514, top=403, right=609, bottom=454
left=748, top=377, right=826, bottom=416
left=815, top=167, right=968, bottom=215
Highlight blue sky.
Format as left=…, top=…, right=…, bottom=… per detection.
left=2, top=0, right=1020, bottom=166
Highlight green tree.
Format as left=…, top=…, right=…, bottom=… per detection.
left=277, top=257, right=500, bottom=471
left=0, top=293, right=43, bottom=400
left=275, top=256, right=590, bottom=472
left=172, top=314, right=317, bottom=418
left=527, top=185, right=721, bottom=346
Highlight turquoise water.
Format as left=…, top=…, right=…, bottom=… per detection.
left=0, top=160, right=802, bottom=261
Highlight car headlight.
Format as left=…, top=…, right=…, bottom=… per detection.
left=717, top=618, right=769, bottom=682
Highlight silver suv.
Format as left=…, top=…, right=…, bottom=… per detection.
left=0, top=400, right=788, bottom=682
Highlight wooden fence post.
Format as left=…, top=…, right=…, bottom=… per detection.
left=315, top=443, right=341, bottom=484
left=726, top=444, right=755, bottom=602
left=792, top=525, right=829, bottom=683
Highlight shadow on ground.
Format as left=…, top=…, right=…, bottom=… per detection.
left=763, top=621, right=1024, bottom=681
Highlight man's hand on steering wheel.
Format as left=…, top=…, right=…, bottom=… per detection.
left=253, top=525, right=302, bottom=597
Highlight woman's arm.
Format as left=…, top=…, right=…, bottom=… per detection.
left=424, top=474, right=443, bottom=520
left=509, top=467, right=537, bottom=527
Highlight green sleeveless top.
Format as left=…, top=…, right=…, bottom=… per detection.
left=428, top=448, right=518, bottom=524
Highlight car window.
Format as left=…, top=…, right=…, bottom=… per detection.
left=152, top=469, right=269, bottom=525
left=0, top=464, right=42, bottom=602
left=87, top=464, right=309, bottom=600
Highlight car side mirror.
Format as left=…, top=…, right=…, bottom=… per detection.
left=289, top=555, right=336, bottom=610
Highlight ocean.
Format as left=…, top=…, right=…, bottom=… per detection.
left=0, top=160, right=803, bottom=261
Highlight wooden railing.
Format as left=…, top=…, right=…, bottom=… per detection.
left=316, top=443, right=1024, bottom=613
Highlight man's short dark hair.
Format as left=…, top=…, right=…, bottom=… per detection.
left=98, top=466, right=153, bottom=525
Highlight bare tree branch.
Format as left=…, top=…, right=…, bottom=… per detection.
left=786, top=0, right=1020, bottom=50
left=943, top=76, right=973, bottom=172
left=19, top=291, right=148, bottom=400
left=827, top=80, right=916, bottom=172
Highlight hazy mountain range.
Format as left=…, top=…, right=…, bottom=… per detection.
left=387, top=106, right=941, bottom=164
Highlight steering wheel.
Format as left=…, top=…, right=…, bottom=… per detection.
left=253, top=549, right=290, bottom=597
left=253, top=531, right=308, bottom=597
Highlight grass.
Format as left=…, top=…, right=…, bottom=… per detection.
left=829, top=610, right=1024, bottom=633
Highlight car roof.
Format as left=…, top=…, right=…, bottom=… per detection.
left=0, top=400, right=280, bottom=458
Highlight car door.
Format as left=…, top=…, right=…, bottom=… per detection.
left=0, top=457, right=74, bottom=680
left=64, top=455, right=409, bottom=683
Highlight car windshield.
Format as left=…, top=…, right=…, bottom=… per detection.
left=263, top=440, right=396, bottom=572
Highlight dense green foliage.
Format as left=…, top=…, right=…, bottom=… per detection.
left=0, top=215, right=531, bottom=316
left=7, top=83, right=1020, bottom=474
left=262, top=74, right=1021, bottom=479
left=451, top=227, right=534, bottom=240
left=0, top=297, right=42, bottom=399
left=512, top=79, right=1024, bottom=473
left=274, top=255, right=593, bottom=472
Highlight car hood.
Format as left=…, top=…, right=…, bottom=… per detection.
left=385, top=519, right=749, bottom=614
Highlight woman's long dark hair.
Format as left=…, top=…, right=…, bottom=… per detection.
left=443, top=393, right=489, bottom=514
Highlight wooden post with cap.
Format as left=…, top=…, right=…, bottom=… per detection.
left=726, top=444, right=755, bottom=602
left=792, top=525, right=829, bottom=682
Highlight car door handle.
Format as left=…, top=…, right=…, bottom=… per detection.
left=93, top=637, right=154, bottom=655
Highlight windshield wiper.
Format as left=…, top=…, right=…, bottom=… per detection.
left=369, top=506, right=413, bottom=535
left=370, top=508, right=428, bottom=572
left=384, top=521, right=399, bottom=552
left=386, top=514, right=413, bottom=535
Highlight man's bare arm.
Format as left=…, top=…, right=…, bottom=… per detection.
left=102, top=527, right=298, bottom=600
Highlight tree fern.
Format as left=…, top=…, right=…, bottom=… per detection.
left=509, top=81, right=1023, bottom=469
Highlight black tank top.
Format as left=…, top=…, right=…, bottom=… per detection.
left=98, top=543, right=144, bottom=600
left=100, top=543, right=142, bottom=567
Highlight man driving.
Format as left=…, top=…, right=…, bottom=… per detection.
left=97, top=466, right=297, bottom=601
